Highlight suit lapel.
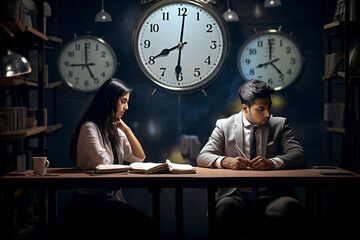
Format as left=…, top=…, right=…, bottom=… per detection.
left=260, top=125, right=269, bottom=157
left=234, top=111, right=244, bottom=151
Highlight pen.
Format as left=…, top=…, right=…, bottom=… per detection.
left=234, top=144, right=249, bottom=160
left=234, top=144, right=253, bottom=170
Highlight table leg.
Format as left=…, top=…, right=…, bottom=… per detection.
left=38, top=188, right=46, bottom=240
left=148, top=188, right=161, bottom=236
left=48, top=188, right=57, bottom=238
left=306, top=187, right=323, bottom=238
left=207, top=188, right=217, bottom=239
left=175, top=187, right=184, bottom=239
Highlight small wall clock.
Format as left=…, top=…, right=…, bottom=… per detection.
left=131, top=0, right=229, bottom=94
left=57, top=35, right=117, bottom=93
left=237, top=29, right=305, bottom=90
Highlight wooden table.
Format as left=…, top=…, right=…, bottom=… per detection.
left=1, top=167, right=359, bottom=239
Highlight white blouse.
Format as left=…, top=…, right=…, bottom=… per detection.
left=77, top=121, right=144, bottom=170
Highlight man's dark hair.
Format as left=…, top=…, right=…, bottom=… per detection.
left=238, top=79, right=275, bottom=107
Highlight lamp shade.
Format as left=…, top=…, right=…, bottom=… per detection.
left=222, top=9, right=239, bottom=22
left=0, top=50, right=32, bottom=78
left=264, top=0, right=282, bottom=8
left=95, top=0, right=112, bottom=22
left=95, top=9, right=112, bottom=22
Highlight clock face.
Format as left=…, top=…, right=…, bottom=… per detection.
left=131, top=0, right=229, bottom=93
left=237, top=30, right=305, bottom=90
left=57, top=36, right=117, bottom=92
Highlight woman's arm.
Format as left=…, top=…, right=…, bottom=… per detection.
left=117, top=119, right=145, bottom=160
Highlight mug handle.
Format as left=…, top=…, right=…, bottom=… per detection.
left=45, top=160, right=50, bottom=168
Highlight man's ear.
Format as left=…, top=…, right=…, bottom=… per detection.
left=242, top=104, right=248, bottom=113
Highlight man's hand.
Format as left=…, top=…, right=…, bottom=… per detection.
left=221, top=157, right=252, bottom=170
left=250, top=156, right=275, bottom=170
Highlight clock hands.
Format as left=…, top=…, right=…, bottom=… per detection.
left=175, top=14, right=186, bottom=81
left=270, top=62, right=284, bottom=76
left=256, top=57, right=283, bottom=76
left=69, top=63, right=95, bottom=67
left=256, top=58, right=280, bottom=68
left=152, top=42, right=188, bottom=59
left=86, top=65, right=96, bottom=80
left=268, top=39, right=272, bottom=60
left=266, top=39, right=283, bottom=76
left=84, top=42, right=96, bottom=80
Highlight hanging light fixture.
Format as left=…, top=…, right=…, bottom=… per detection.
left=264, top=0, right=282, bottom=8
left=95, top=0, right=112, bottom=22
left=222, top=0, right=239, bottom=22
left=0, top=50, right=32, bottom=78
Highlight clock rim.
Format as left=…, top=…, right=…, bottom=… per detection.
left=57, top=35, right=118, bottom=93
left=131, top=0, right=230, bottom=94
left=237, top=29, right=305, bottom=91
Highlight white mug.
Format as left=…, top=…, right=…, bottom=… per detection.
left=33, top=157, right=50, bottom=175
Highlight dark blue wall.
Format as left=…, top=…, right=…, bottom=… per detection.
left=44, top=0, right=328, bottom=237
left=46, top=0, right=328, bottom=168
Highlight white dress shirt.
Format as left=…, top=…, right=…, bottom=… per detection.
left=76, top=121, right=145, bottom=201
left=77, top=121, right=144, bottom=170
left=215, top=114, right=283, bottom=169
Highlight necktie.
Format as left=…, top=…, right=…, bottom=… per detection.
left=249, top=125, right=258, bottom=160
left=249, top=125, right=259, bottom=205
left=109, top=138, right=119, bottom=164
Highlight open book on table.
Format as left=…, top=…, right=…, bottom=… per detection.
left=95, top=159, right=196, bottom=174
left=130, top=159, right=196, bottom=174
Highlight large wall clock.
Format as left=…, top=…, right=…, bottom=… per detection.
left=57, top=35, right=117, bottom=93
left=131, top=0, right=229, bottom=93
left=237, top=29, right=305, bottom=91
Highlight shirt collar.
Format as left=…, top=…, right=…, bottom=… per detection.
left=242, top=111, right=271, bottom=128
left=242, top=112, right=253, bottom=128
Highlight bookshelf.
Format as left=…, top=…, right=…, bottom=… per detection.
left=323, top=0, right=360, bottom=172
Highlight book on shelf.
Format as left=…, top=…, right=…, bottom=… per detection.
left=333, top=0, right=345, bottom=22
left=350, top=40, right=360, bottom=75
left=95, top=159, right=196, bottom=174
left=130, top=159, right=196, bottom=174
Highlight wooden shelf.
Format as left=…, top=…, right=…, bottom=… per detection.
left=0, top=126, right=47, bottom=140
left=0, top=77, right=37, bottom=87
left=48, top=36, right=63, bottom=43
left=25, top=26, right=48, bottom=41
left=0, top=17, right=25, bottom=35
left=46, top=123, right=62, bottom=133
left=322, top=71, right=360, bottom=83
left=322, top=72, right=344, bottom=80
left=48, top=81, right=62, bottom=89
left=324, top=21, right=342, bottom=29
left=324, top=21, right=360, bottom=32
left=0, top=77, right=62, bottom=89
left=0, top=19, right=63, bottom=43
left=327, top=127, right=345, bottom=134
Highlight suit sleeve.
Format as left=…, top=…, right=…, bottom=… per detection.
left=277, top=119, right=306, bottom=169
left=197, top=120, right=226, bottom=168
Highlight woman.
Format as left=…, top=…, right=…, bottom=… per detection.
left=70, top=78, right=145, bottom=171
left=68, top=78, right=156, bottom=239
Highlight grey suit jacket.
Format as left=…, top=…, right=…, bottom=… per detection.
left=196, top=111, right=306, bottom=201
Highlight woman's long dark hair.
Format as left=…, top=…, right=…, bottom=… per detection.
left=69, top=78, right=133, bottom=161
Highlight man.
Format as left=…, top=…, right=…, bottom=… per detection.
left=197, top=79, right=306, bottom=239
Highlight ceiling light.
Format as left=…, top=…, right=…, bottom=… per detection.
left=264, top=0, right=282, bottom=8
left=95, top=0, right=112, bottom=22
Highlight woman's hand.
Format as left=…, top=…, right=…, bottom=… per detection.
left=116, top=118, right=145, bottom=160
left=116, top=118, right=129, bottom=132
